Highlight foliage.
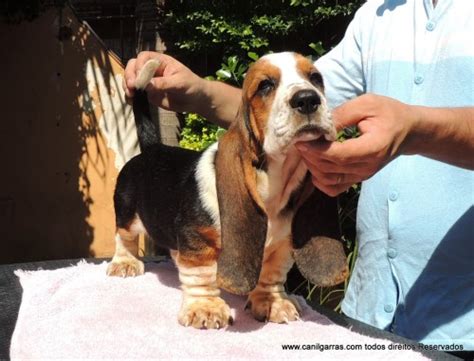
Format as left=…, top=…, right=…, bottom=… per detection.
left=163, top=0, right=363, bottom=69
left=215, top=55, right=249, bottom=87
left=179, top=113, right=224, bottom=151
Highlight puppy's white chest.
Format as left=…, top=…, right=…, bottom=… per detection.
left=256, top=168, right=294, bottom=249
left=256, top=150, right=309, bottom=249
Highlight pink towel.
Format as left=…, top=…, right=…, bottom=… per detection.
left=11, top=261, right=429, bottom=360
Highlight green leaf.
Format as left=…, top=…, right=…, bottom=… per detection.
left=247, top=51, right=259, bottom=61
left=216, top=69, right=232, bottom=79
left=309, top=41, right=326, bottom=56
left=216, top=128, right=227, bottom=139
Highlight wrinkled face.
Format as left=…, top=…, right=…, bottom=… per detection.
left=242, top=52, right=336, bottom=157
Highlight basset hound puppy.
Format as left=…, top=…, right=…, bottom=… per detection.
left=107, top=52, right=349, bottom=329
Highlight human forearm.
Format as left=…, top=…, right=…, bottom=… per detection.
left=404, top=107, right=474, bottom=169
left=194, top=79, right=242, bottom=128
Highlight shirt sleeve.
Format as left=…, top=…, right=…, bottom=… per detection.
left=315, top=5, right=367, bottom=109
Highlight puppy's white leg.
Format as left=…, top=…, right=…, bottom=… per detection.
left=247, top=238, right=301, bottom=323
left=107, top=217, right=145, bottom=277
left=172, top=251, right=232, bottom=329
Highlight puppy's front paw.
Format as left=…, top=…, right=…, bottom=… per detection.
left=106, top=257, right=144, bottom=277
left=247, top=291, right=301, bottom=323
left=178, top=297, right=233, bottom=329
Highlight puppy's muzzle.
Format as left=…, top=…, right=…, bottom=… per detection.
left=290, top=89, right=320, bottom=115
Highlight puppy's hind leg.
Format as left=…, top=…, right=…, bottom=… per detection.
left=107, top=175, right=145, bottom=277
left=107, top=219, right=145, bottom=277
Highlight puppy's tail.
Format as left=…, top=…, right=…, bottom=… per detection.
left=132, top=59, right=161, bottom=152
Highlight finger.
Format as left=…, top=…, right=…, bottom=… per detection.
left=332, top=94, right=376, bottom=130
left=297, top=134, right=379, bottom=164
left=308, top=168, right=363, bottom=187
left=301, top=156, right=379, bottom=184
left=298, top=151, right=369, bottom=174
left=311, top=177, right=354, bottom=197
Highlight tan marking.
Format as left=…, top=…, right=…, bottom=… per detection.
left=242, top=59, right=281, bottom=145
left=197, top=226, right=221, bottom=249
left=295, top=53, right=324, bottom=91
left=175, top=228, right=220, bottom=268
left=247, top=238, right=301, bottom=323
left=175, top=251, right=218, bottom=268
left=243, top=59, right=281, bottom=99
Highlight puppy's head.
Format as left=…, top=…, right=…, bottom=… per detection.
left=241, top=52, right=336, bottom=158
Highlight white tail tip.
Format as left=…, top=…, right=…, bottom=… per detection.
left=135, top=59, right=160, bottom=90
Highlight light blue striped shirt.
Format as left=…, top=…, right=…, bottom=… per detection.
left=316, top=0, right=474, bottom=349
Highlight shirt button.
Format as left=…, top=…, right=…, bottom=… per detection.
left=387, top=248, right=398, bottom=259
left=414, top=74, right=424, bottom=85
left=389, top=191, right=399, bottom=201
left=384, top=304, right=394, bottom=313
left=426, top=21, right=435, bottom=31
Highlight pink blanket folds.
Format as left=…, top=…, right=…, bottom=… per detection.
left=10, top=261, right=429, bottom=360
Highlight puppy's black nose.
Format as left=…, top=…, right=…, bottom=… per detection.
left=290, top=90, right=320, bottom=114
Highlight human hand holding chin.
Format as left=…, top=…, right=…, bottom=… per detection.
left=295, top=94, right=416, bottom=197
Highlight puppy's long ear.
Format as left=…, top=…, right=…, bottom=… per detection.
left=215, top=112, right=267, bottom=295
left=292, top=185, right=349, bottom=287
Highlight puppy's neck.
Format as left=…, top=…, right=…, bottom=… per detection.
left=257, top=145, right=309, bottom=218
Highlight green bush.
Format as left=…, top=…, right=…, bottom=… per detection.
left=163, top=0, right=363, bottom=70
left=179, top=113, right=224, bottom=151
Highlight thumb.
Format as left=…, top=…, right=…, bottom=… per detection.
left=332, top=96, right=371, bottom=131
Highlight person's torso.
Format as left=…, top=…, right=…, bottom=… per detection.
left=334, top=0, right=474, bottom=349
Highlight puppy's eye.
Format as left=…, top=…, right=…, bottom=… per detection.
left=257, top=79, right=275, bottom=94
left=309, top=72, right=323, bottom=87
